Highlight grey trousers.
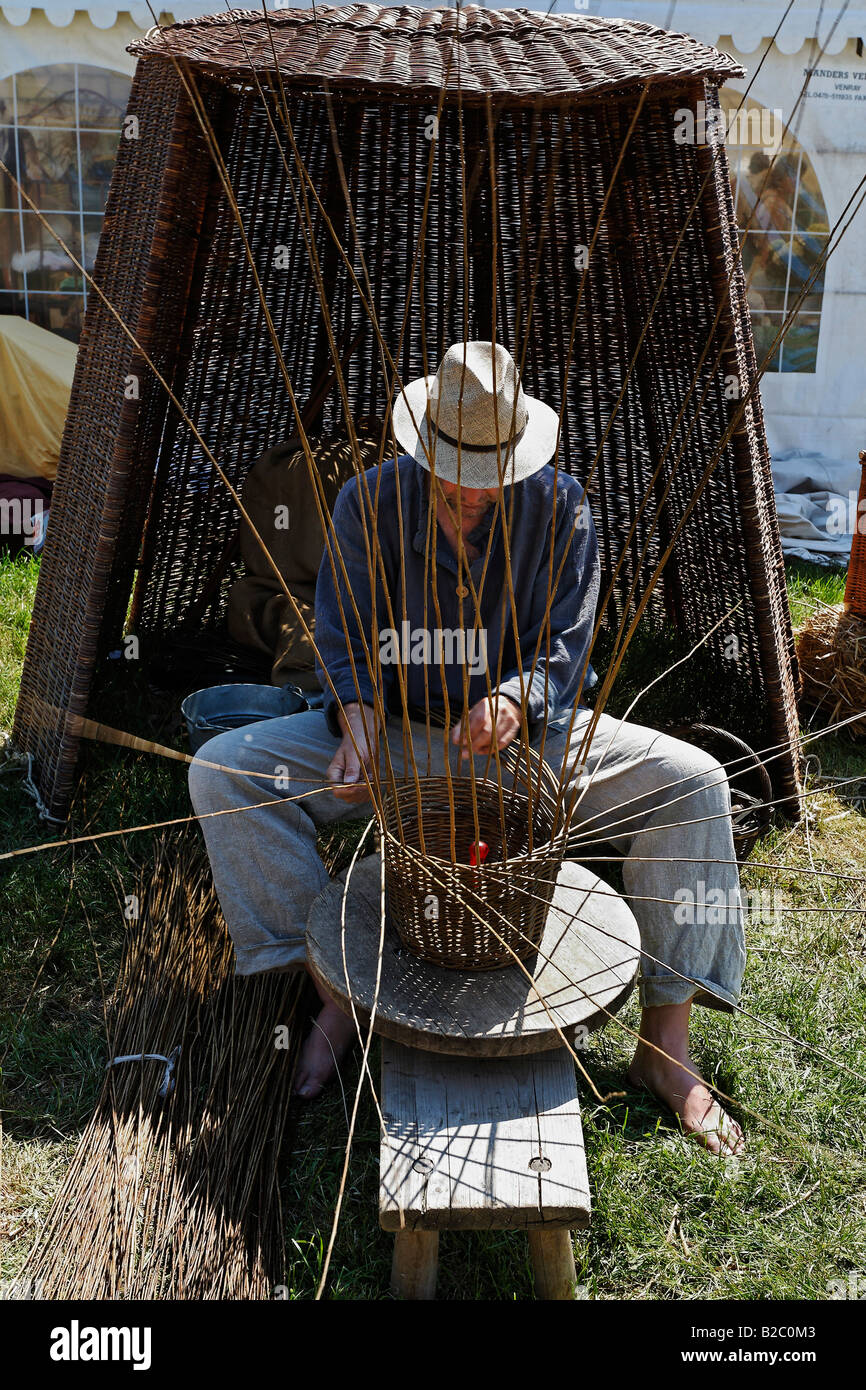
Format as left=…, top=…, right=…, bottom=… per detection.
left=187, top=707, right=746, bottom=1011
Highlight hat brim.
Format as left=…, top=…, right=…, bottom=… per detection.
left=392, top=373, right=560, bottom=486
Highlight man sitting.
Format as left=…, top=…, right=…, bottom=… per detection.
left=189, top=341, right=746, bottom=1157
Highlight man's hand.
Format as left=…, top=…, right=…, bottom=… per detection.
left=327, top=702, right=378, bottom=803
left=451, top=695, right=522, bottom=760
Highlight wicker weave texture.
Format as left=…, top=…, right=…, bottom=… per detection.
left=383, top=776, right=561, bottom=970
left=844, top=452, right=866, bottom=619
left=127, top=4, right=744, bottom=104
left=12, top=15, right=800, bottom=821
left=129, top=87, right=798, bottom=789
left=693, top=85, right=801, bottom=788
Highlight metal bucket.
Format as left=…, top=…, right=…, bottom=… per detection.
left=182, top=682, right=309, bottom=752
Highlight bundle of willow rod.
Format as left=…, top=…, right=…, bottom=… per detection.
left=23, top=830, right=304, bottom=1299
left=796, top=603, right=866, bottom=738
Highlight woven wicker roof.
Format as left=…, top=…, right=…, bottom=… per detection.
left=127, top=4, right=744, bottom=104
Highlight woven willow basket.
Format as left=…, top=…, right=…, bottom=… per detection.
left=381, top=747, right=567, bottom=971
left=843, top=451, right=866, bottom=619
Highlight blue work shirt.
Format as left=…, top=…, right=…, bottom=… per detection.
left=314, top=455, right=600, bottom=737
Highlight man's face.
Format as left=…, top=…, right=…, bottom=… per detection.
left=436, top=479, right=499, bottom=524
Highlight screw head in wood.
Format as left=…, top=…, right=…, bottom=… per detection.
left=528, top=1155, right=552, bottom=1172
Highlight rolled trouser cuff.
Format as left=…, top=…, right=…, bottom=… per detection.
left=638, top=971, right=740, bottom=1013
left=233, top=937, right=308, bottom=977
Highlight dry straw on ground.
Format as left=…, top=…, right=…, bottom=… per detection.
left=796, top=603, right=866, bottom=738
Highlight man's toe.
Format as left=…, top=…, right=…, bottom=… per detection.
left=292, top=1056, right=329, bottom=1099
left=293, top=1078, right=325, bottom=1100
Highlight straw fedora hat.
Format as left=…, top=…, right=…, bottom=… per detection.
left=392, top=341, right=560, bottom=487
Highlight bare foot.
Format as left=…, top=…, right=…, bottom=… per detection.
left=628, top=1003, right=745, bottom=1158
left=292, top=1000, right=356, bottom=1100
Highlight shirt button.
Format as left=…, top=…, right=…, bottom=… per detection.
left=455, top=584, right=470, bottom=598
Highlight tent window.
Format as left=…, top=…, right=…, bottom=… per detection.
left=722, top=92, right=829, bottom=374
left=0, top=64, right=132, bottom=343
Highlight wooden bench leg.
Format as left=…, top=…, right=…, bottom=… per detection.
left=527, top=1229, right=578, bottom=1300
left=391, top=1229, right=439, bottom=1300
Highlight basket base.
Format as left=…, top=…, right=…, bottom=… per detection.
left=385, top=886, right=551, bottom=973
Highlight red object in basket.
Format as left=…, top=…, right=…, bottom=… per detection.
left=469, top=840, right=489, bottom=866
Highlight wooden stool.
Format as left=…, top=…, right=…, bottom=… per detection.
left=306, top=854, right=640, bottom=1298
left=380, top=1040, right=590, bottom=1300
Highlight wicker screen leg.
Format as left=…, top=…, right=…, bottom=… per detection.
left=11, top=64, right=228, bottom=821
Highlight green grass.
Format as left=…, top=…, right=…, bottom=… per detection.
left=786, top=561, right=848, bottom=630
left=1, top=552, right=865, bottom=1299
left=0, top=553, right=39, bottom=731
